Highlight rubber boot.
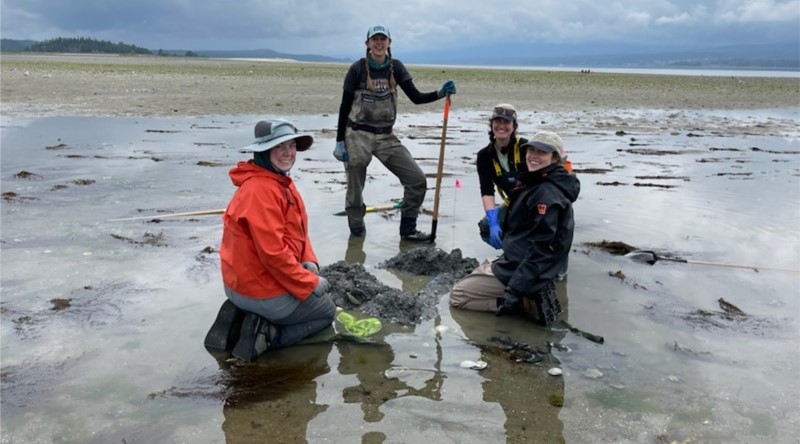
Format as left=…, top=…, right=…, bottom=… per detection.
left=203, top=299, right=246, bottom=351
left=399, top=217, right=431, bottom=242
left=522, top=282, right=562, bottom=326
left=232, top=312, right=277, bottom=361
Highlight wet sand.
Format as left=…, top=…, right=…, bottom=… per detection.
left=2, top=54, right=799, bottom=444
left=2, top=53, right=799, bottom=118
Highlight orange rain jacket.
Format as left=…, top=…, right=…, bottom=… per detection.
left=220, top=161, right=319, bottom=301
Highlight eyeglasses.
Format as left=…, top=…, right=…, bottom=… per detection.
left=492, top=107, right=516, bottom=119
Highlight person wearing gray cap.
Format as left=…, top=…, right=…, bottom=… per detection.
left=204, top=118, right=336, bottom=361
left=475, top=103, right=529, bottom=249
left=450, top=130, right=579, bottom=326
left=333, top=23, right=457, bottom=242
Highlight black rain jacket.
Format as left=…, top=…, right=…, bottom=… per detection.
left=491, top=162, right=580, bottom=297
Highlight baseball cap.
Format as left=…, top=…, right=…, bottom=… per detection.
left=522, top=131, right=565, bottom=156
left=367, top=24, right=390, bottom=39
left=491, top=103, right=517, bottom=122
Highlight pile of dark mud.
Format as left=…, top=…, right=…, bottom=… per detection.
left=321, top=248, right=478, bottom=325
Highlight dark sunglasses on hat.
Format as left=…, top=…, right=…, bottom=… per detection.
left=492, top=107, right=517, bottom=120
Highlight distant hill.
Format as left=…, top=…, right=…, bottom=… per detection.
left=1, top=38, right=37, bottom=51
left=3, top=37, right=796, bottom=70
left=1, top=37, right=349, bottom=63
left=406, top=41, right=800, bottom=70
left=194, top=49, right=350, bottom=63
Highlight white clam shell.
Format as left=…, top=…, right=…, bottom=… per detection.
left=548, top=367, right=563, bottom=376
left=460, top=360, right=488, bottom=370
left=583, top=368, right=604, bottom=379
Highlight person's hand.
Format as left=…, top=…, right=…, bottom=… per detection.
left=333, top=140, right=348, bottom=162
left=485, top=208, right=502, bottom=249
left=438, top=80, right=456, bottom=98
left=496, top=290, right=522, bottom=317
left=301, top=261, right=319, bottom=275
left=312, top=275, right=330, bottom=298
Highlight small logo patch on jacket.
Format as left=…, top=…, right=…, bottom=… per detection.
left=537, top=203, right=547, bottom=215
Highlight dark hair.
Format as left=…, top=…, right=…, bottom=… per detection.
left=488, top=120, right=519, bottom=143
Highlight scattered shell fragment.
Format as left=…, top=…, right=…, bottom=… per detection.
left=548, top=367, right=563, bottom=376
left=460, top=360, right=488, bottom=370
left=345, top=291, right=362, bottom=306
left=583, top=368, right=604, bottom=379
left=384, top=367, right=410, bottom=379
left=668, top=375, right=680, bottom=383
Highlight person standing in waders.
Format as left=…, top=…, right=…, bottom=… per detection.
left=333, top=24, right=456, bottom=242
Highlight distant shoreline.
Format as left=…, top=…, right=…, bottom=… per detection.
left=2, top=53, right=798, bottom=118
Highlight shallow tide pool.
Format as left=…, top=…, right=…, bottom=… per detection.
left=2, top=108, right=799, bottom=443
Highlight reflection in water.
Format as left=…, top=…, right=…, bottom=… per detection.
left=449, top=280, right=570, bottom=442
left=344, top=234, right=367, bottom=264
left=211, top=341, right=334, bottom=443
left=336, top=323, right=445, bottom=424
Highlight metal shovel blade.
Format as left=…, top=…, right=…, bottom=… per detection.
left=624, top=250, right=658, bottom=265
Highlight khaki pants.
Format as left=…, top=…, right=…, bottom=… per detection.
left=450, top=259, right=567, bottom=325
left=449, top=259, right=504, bottom=312
left=344, top=129, right=427, bottom=231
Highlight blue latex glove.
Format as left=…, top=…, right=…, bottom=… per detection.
left=496, top=290, right=522, bottom=317
left=333, top=140, right=348, bottom=162
left=313, top=276, right=330, bottom=298
left=438, top=80, right=456, bottom=98
left=485, top=208, right=503, bottom=249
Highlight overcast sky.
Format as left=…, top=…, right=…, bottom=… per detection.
left=2, top=0, right=799, bottom=57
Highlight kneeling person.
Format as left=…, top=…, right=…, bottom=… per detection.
left=450, top=131, right=579, bottom=326
left=206, top=118, right=335, bottom=361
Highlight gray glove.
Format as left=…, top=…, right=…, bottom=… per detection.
left=313, top=276, right=330, bottom=298
left=301, top=261, right=319, bottom=275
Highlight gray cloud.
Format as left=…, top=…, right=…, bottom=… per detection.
left=2, top=0, right=798, bottom=56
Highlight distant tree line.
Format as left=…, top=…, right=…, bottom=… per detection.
left=28, top=37, right=152, bottom=54
left=11, top=37, right=202, bottom=57
left=156, top=49, right=200, bottom=57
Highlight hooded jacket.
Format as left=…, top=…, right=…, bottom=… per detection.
left=220, top=161, right=319, bottom=300
left=491, top=162, right=580, bottom=297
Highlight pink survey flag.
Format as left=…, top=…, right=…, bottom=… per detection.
left=455, top=179, right=462, bottom=188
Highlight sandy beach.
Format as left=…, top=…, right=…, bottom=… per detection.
left=2, top=53, right=798, bottom=118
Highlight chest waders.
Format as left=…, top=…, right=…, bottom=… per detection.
left=492, top=136, right=522, bottom=206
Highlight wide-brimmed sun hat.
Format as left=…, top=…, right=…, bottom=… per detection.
left=522, top=130, right=565, bottom=156
left=367, top=24, right=391, bottom=39
left=491, top=103, right=517, bottom=122
left=239, top=118, right=313, bottom=153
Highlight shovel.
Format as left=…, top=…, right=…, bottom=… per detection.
left=625, top=250, right=799, bottom=273
left=333, top=201, right=402, bottom=216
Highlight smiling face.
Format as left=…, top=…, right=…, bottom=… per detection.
left=491, top=118, right=516, bottom=144
left=269, top=140, right=297, bottom=172
left=367, top=34, right=390, bottom=61
left=525, top=147, right=557, bottom=172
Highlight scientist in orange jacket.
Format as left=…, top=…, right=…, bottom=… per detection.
left=211, top=118, right=335, bottom=361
